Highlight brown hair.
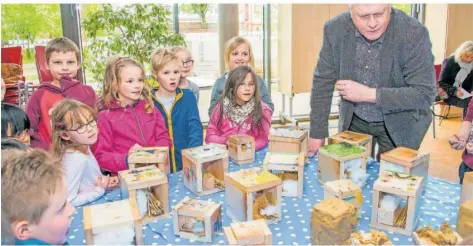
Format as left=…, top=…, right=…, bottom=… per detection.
left=150, top=48, right=180, bottom=76
left=45, top=37, right=80, bottom=64
left=224, top=36, right=255, bottom=71
left=102, top=56, right=153, bottom=113
left=1, top=149, right=64, bottom=236
left=50, top=99, right=97, bottom=158
left=217, top=65, right=263, bottom=129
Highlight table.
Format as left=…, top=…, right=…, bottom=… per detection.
left=67, top=147, right=462, bottom=245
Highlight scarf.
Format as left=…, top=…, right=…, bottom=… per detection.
left=453, top=60, right=473, bottom=88
left=223, top=97, right=255, bottom=125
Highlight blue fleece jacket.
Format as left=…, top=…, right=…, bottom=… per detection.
left=152, top=88, right=203, bottom=173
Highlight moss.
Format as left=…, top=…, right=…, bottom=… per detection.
left=321, top=142, right=365, bottom=157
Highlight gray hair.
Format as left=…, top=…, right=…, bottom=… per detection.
left=454, top=41, right=473, bottom=63
left=349, top=4, right=392, bottom=17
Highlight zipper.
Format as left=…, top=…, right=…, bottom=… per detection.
left=131, top=106, right=148, bottom=146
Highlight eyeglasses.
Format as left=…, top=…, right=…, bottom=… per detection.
left=239, top=83, right=255, bottom=89
left=182, top=60, right=194, bottom=67
left=69, top=119, right=97, bottom=134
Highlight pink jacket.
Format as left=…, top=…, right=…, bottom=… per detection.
left=205, top=102, right=272, bottom=150
left=92, top=99, right=172, bottom=174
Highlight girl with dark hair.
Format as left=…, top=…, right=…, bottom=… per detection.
left=1, top=103, right=31, bottom=146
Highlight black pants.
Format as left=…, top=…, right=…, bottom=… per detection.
left=459, top=161, right=473, bottom=184
left=349, top=114, right=396, bottom=161
left=444, top=96, right=471, bottom=118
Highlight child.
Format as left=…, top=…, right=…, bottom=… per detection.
left=208, top=36, right=274, bottom=116
left=449, top=98, right=473, bottom=184
left=150, top=48, right=203, bottom=173
left=26, top=37, right=97, bottom=151
left=93, top=56, right=172, bottom=175
left=51, top=99, right=118, bottom=207
left=205, top=65, right=272, bottom=150
left=171, top=46, right=200, bottom=102
left=1, top=149, right=76, bottom=245
left=1, top=103, right=31, bottom=146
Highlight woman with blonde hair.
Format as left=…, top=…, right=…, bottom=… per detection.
left=439, top=41, right=473, bottom=117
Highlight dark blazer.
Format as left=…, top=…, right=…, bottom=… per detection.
left=309, top=8, right=436, bottom=150
left=439, top=56, right=473, bottom=97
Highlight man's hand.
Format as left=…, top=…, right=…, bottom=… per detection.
left=308, top=138, right=325, bottom=157
left=336, top=80, right=376, bottom=103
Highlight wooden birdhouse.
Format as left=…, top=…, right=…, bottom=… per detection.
left=223, top=219, right=272, bottom=245
left=269, top=128, right=308, bottom=157
left=118, top=165, right=169, bottom=224
left=457, top=199, right=473, bottom=239
left=182, top=144, right=229, bottom=196
left=263, top=152, right=305, bottom=197
left=311, top=198, right=357, bottom=245
left=172, top=196, right=222, bottom=243
left=380, top=147, right=430, bottom=183
left=328, top=131, right=373, bottom=158
left=324, top=179, right=363, bottom=218
left=317, top=143, right=367, bottom=184
left=83, top=199, right=144, bottom=245
left=460, top=172, right=473, bottom=204
left=371, top=171, right=424, bottom=236
left=227, top=134, right=255, bottom=165
left=127, top=147, right=170, bottom=175
left=224, top=167, right=282, bottom=225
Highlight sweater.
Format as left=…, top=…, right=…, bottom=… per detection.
left=153, top=88, right=203, bottom=173
left=63, top=148, right=105, bottom=207
left=205, top=102, right=272, bottom=150
left=92, top=99, right=172, bottom=174
left=462, top=98, right=473, bottom=169
left=26, top=78, right=97, bottom=150
left=208, top=73, right=274, bottom=116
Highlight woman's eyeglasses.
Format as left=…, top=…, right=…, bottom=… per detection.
left=69, top=119, right=97, bottom=134
left=182, top=60, right=194, bottom=67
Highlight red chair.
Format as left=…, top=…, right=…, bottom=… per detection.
left=1, top=46, right=23, bottom=67
left=34, top=46, right=54, bottom=84
left=1, top=47, right=28, bottom=107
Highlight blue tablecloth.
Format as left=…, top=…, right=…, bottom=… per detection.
left=67, top=147, right=462, bottom=245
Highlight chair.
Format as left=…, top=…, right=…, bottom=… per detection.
left=34, top=46, right=54, bottom=84
left=1, top=47, right=28, bottom=107
left=1, top=46, right=23, bottom=67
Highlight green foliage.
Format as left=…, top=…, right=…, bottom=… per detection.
left=1, top=4, right=62, bottom=46
left=180, top=4, right=210, bottom=29
left=321, top=143, right=365, bottom=157
left=81, top=4, right=186, bottom=82
left=393, top=4, right=411, bottom=15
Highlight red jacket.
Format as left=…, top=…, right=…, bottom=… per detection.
left=92, top=99, right=172, bottom=174
left=205, top=102, right=272, bottom=150
left=26, top=78, right=97, bottom=150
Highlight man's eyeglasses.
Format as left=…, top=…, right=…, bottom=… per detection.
left=69, top=119, right=97, bottom=134
left=182, top=60, right=194, bottom=67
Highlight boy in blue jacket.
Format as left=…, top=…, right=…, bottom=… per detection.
left=150, top=48, right=203, bottom=173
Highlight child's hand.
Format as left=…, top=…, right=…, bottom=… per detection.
left=96, top=175, right=110, bottom=190
left=449, top=134, right=466, bottom=150
left=466, top=143, right=473, bottom=154
left=457, top=89, right=464, bottom=98
left=130, top=144, right=143, bottom=151
left=106, top=176, right=119, bottom=191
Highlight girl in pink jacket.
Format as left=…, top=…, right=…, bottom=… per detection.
left=92, top=57, right=172, bottom=174
left=206, top=65, right=272, bottom=150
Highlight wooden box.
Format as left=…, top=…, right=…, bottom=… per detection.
left=371, top=171, right=424, bottom=236
left=324, top=179, right=363, bottom=218
left=460, top=172, right=473, bottom=204
left=172, top=196, right=222, bottom=243
left=350, top=230, right=393, bottom=245
left=457, top=200, right=473, bottom=239
left=269, top=128, right=308, bottom=157
left=128, top=147, right=170, bottom=175
left=263, top=152, right=305, bottom=197
left=227, top=134, right=255, bottom=165
left=224, top=167, right=282, bottom=224
left=317, top=143, right=367, bottom=184
left=223, top=219, right=272, bottom=245
left=182, top=144, right=229, bottom=196
left=311, top=198, right=357, bottom=245
left=380, top=147, right=430, bottom=182
left=83, top=199, right=144, bottom=245
left=328, top=131, right=373, bottom=158
left=118, top=165, right=169, bottom=224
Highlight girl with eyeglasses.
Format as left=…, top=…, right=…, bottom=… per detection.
left=206, top=65, right=272, bottom=150
left=50, top=99, right=117, bottom=207
left=1, top=103, right=31, bottom=146
left=171, top=46, right=200, bottom=103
